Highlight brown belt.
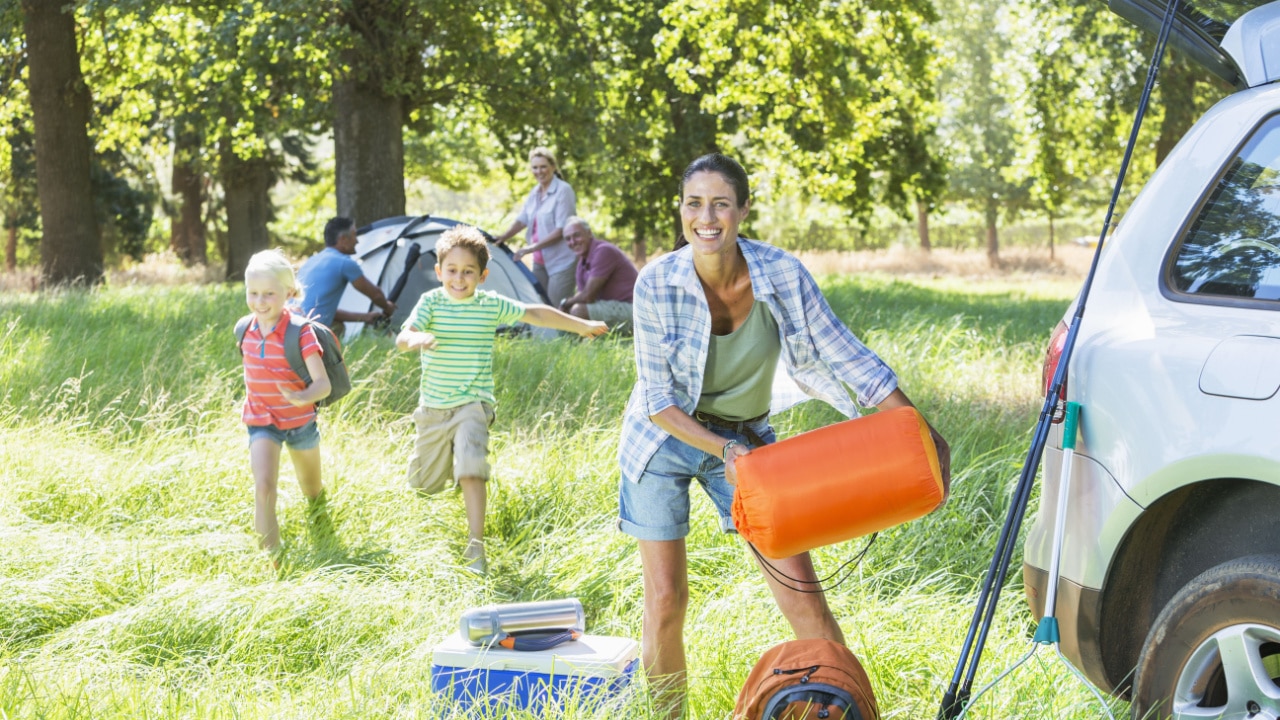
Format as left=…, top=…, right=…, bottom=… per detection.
left=693, top=409, right=769, bottom=449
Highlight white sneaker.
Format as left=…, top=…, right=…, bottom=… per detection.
left=463, top=540, right=486, bottom=575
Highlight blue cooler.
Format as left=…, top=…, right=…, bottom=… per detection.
left=429, top=633, right=640, bottom=714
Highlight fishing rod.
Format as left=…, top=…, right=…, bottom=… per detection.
left=937, top=2, right=1181, bottom=717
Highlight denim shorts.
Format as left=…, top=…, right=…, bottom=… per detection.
left=246, top=419, right=321, bottom=450
left=618, top=416, right=775, bottom=541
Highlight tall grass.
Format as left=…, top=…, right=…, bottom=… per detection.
left=0, top=274, right=1130, bottom=719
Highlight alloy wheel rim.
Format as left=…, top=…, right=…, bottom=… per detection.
left=1172, top=623, right=1280, bottom=719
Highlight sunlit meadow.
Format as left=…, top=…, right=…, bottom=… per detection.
left=0, top=250, right=1130, bottom=718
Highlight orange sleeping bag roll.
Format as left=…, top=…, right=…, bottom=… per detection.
left=731, top=405, right=945, bottom=560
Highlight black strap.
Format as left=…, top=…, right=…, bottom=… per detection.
left=694, top=410, right=769, bottom=448
left=750, top=535, right=878, bottom=595
left=696, top=409, right=876, bottom=593
left=495, top=629, right=581, bottom=652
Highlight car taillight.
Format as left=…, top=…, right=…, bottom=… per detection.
left=1042, top=320, right=1068, bottom=423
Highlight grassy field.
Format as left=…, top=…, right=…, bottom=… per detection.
left=0, top=265, right=1131, bottom=719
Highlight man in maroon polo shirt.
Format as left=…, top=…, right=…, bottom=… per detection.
left=559, top=216, right=638, bottom=332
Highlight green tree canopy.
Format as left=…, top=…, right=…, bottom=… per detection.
left=936, top=0, right=1030, bottom=264
left=6, top=0, right=1241, bottom=275
left=479, top=0, right=944, bottom=258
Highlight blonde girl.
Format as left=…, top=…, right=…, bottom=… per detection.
left=239, top=249, right=331, bottom=557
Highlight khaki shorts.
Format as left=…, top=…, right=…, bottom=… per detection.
left=405, top=402, right=495, bottom=494
left=587, top=300, right=633, bottom=332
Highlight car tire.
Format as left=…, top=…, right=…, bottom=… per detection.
left=1131, top=554, right=1280, bottom=720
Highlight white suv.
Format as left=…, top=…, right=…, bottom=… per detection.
left=1021, top=2, right=1280, bottom=718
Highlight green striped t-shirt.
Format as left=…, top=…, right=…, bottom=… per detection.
left=403, top=288, right=526, bottom=409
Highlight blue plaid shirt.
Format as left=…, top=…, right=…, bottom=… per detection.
left=619, top=238, right=898, bottom=483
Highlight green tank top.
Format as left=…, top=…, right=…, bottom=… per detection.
left=697, top=300, right=781, bottom=420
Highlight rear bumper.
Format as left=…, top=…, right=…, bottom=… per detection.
left=1022, top=563, right=1114, bottom=694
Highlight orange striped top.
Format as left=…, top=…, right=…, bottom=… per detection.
left=240, top=308, right=322, bottom=429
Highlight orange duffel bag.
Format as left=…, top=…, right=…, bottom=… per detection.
left=731, top=406, right=945, bottom=560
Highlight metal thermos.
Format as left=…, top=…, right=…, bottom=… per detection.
left=459, top=598, right=585, bottom=646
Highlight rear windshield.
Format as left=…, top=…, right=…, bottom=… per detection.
left=1171, top=1, right=1269, bottom=40
left=1170, top=114, right=1280, bottom=302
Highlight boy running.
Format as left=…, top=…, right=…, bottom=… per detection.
left=396, top=225, right=607, bottom=573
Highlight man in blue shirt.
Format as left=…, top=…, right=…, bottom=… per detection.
left=297, top=217, right=395, bottom=330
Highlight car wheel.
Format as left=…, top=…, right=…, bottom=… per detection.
left=1132, top=555, right=1280, bottom=720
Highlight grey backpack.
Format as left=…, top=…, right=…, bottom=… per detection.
left=234, top=313, right=352, bottom=407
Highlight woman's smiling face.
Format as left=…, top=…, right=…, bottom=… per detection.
left=530, top=156, right=555, bottom=188
left=680, top=170, right=750, bottom=257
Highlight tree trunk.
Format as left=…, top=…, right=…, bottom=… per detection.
left=21, top=0, right=102, bottom=286
left=985, top=201, right=1000, bottom=266
left=6, top=221, right=16, bottom=271
left=1048, top=214, right=1056, bottom=261
left=916, top=199, right=931, bottom=252
left=171, top=129, right=207, bottom=265
left=185, top=174, right=208, bottom=266
left=632, top=226, right=646, bottom=265
left=222, top=149, right=274, bottom=281
left=334, top=75, right=405, bottom=226
left=1156, top=53, right=1199, bottom=167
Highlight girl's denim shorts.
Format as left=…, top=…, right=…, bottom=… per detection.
left=246, top=419, right=320, bottom=450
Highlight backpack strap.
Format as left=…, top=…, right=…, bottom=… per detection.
left=234, top=315, right=253, bottom=355
left=239, top=312, right=318, bottom=383
left=284, top=313, right=310, bottom=382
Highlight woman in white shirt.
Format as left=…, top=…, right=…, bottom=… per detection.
left=494, top=147, right=578, bottom=307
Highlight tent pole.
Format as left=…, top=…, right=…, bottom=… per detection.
left=937, top=2, right=1180, bottom=716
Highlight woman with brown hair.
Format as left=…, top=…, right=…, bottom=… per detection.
left=619, top=152, right=950, bottom=718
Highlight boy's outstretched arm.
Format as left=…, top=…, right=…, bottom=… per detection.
left=396, top=327, right=437, bottom=352
left=522, top=305, right=608, bottom=338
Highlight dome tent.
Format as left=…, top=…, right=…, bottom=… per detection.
left=335, top=215, right=554, bottom=342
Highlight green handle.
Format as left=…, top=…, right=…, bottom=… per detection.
left=1032, top=617, right=1060, bottom=645
left=1062, top=402, right=1081, bottom=451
